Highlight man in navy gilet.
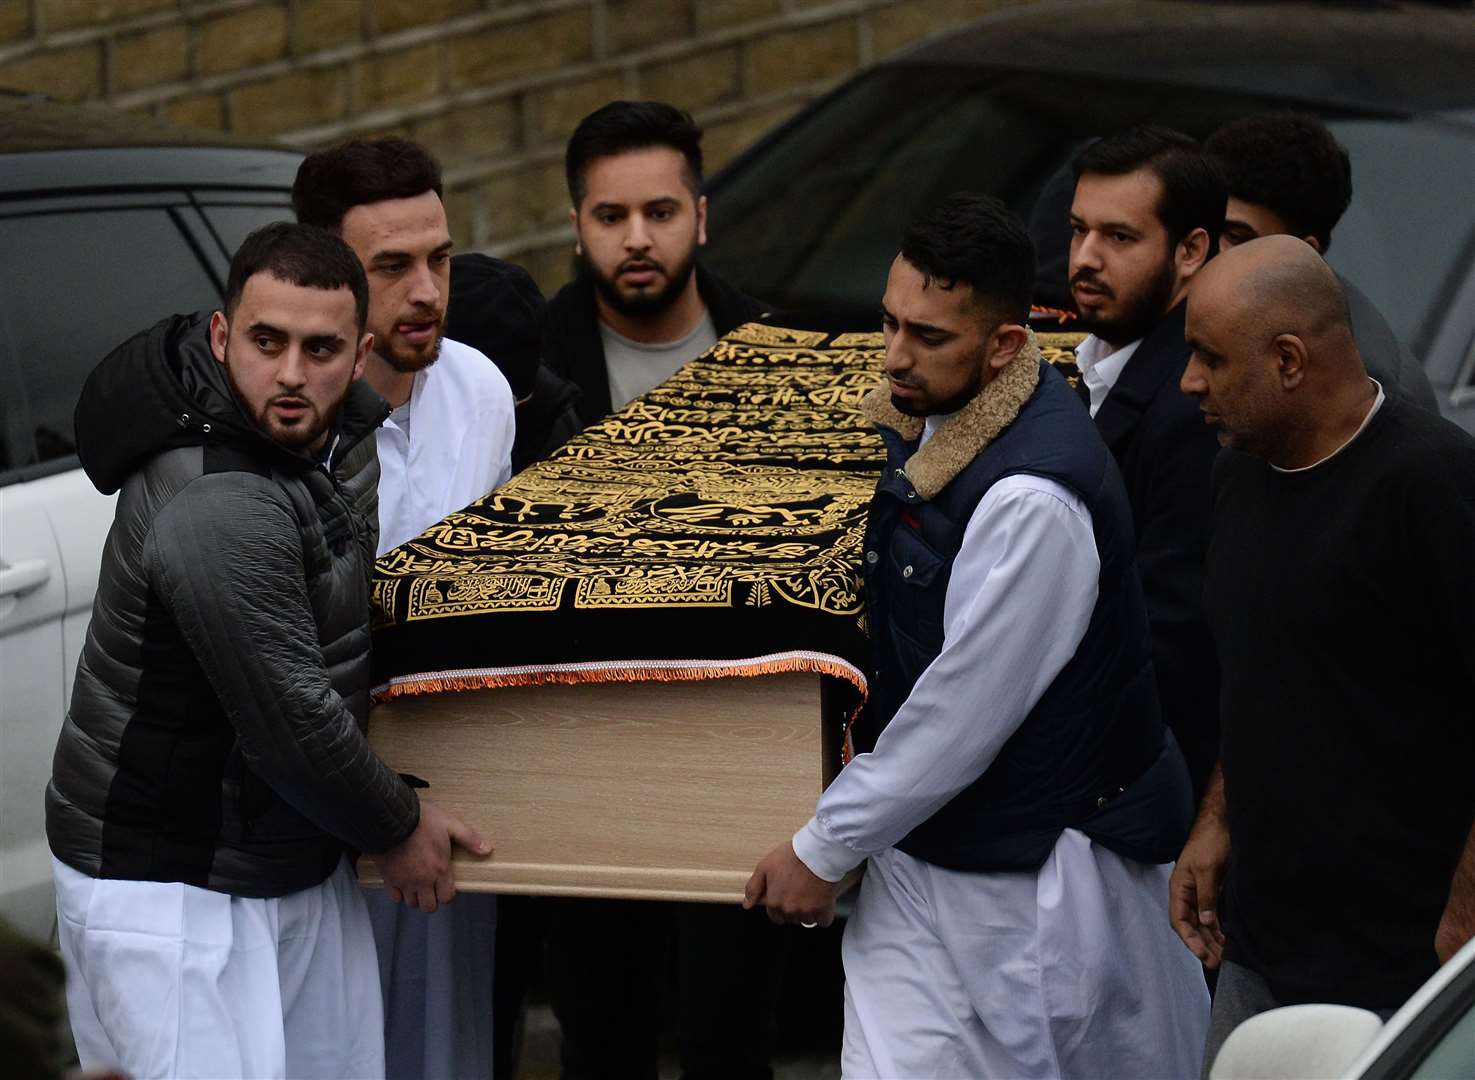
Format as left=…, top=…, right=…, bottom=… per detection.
left=746, top=194, right=1209, bottom=1077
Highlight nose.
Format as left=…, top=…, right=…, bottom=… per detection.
left=625, top=212, right=652, bottom=252
left=1180, top=353, right=1207, bottom=398
left=277, top=344, right=308, bottom=390
left=407, top=259, right=443, bottom=310
left=884, top=332, right=912, bottom=378
left=1071, top=230, right=1103, bottom=273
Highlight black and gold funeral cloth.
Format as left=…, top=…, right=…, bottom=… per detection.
left=370, top=322, right=1085, bottom=704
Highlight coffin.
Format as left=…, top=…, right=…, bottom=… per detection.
left=360, top=323, right=1084, bottom=901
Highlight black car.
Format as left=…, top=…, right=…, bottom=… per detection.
left=702, top=0, right=1475, bottom=431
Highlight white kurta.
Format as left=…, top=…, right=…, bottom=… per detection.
left=367, top=336, right=513, bottom=1079
left=793, top=418, right=1209, bottom=1078
left=375, top=336, right=516, bottom=552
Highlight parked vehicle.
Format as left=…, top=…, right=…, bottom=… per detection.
left=702, top=0, right=1475, bottom=431
left=1210, top=936, right=1475, bottom=1079
left=0, top=92, right=301, bottom=938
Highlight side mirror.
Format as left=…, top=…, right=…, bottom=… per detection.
left=1209, top=1003, right=1384, bottom=1079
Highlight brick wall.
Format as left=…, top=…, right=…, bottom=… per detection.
left=0, top=0, right=1035, bottom=291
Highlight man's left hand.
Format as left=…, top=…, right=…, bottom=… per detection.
left=743, top=842, right=840, bottom=927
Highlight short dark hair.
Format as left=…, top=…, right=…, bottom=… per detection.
left=565, top=100, right=703, bottom=207
left=1073, top=125, right=1227, bottom=251
left=1204, top=112, right=1352, bottom=252
left=225, top=222, right=370, bottom=331
left=292, top=136, right=443, bottom=232
left=900, top=192, right=1036, bottom=324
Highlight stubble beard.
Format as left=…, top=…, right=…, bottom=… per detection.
left=890, top=366, right=985, bottom=418
left=1074, top=256, right=1179, bottom=348
left=582, top=246, right=699, bottom=320
left=223, top=344, right=337, bottom=452
left=375, top=325, right=444, bottom=375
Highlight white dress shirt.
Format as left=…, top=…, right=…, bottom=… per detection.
left=792, top=424, right=1100, bottom=879
left=1074, top=333, right=1141, bottom=418
left=375, top=337, right=516, bottom=555
left=795, top=418, right=1211, bottom=1077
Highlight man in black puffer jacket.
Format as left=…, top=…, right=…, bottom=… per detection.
left=45, top=223, right=488, bottom=1080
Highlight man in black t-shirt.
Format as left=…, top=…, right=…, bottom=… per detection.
left=1172, top=235, right=1475, bottom=1074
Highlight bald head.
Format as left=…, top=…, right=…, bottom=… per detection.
left=1182, top=234, right=1374, bottom=464
left=1193, top=234, right=1351, bottom=350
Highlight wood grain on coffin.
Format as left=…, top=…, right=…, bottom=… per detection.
left=358, top=673, right=828, bottom=903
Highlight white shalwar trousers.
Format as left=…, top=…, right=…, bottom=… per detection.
left=840, top=830, right=1209, bottom=1079
left=52, top=856, right=384, bottom=1080
left=364, top=887, right=496, bottom=1079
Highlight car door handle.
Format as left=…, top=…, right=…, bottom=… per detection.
left=0, top=559, right=51, bottom=598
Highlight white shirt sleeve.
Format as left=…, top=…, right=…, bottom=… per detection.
left=792, top=474, right=1101, bottom=881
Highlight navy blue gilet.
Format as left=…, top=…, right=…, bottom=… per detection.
left=855, top=362, right=1194, bottom=872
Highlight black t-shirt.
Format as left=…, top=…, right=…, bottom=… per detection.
left=1206, top=394, right=1475, bottom=1010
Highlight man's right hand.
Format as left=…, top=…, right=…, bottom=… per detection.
left=370, top=800, right=491, bottom=913
left=1169, top=812, right=1230, bottom=969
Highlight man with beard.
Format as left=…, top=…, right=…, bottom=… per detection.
left=1067, top=126, right=1226, bottom=803
left=46, top=223, right=488, bottom=1078
left=293, top=138, right=514, bottom=1080
left=541, top=101, right=783, bottom=1080
left=545, top=100, right=768, bottom=431
left=747, top=193, right=1208, bottom=1078
left=293, top=137, right=516, bottom=552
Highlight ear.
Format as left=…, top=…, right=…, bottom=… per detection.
left=987, top=322, right=1029, bottom=372
left=1176, top=226, right=1211, bottom=280
left=1273, top=333, right=1309, bottom=389
left=209, top=310, right=230, bottom=364
left=568, top=207, right=581, bottom=256
left=353, top=332, right=373, bottom=382
left=695, top=194, right=709, bottom=248
left=1301, top=234, right=1323, bottom=254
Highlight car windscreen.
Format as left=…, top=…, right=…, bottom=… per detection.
left=702, top=64, right=1475, bottom=357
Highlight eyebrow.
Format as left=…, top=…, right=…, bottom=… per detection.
left=879, top=306, right=953, bottom=337
left=369, top=239, right=453, bottom=263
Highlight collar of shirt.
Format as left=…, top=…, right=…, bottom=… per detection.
left=1270, top=378, right=1386, bottom=473
left=1075, top=334, right=1142, bottom=418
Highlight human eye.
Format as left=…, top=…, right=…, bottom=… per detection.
left=254, top=334, right=279, bottom=352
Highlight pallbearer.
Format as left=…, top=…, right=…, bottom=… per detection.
left=748, top=194, right=1210, bottom=1078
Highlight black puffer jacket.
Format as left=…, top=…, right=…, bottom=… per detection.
left=46, top=312, right=419, bottom=898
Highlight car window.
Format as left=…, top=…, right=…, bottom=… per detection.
left=1406, top=998, right=1474, bottom=1078
left=200, top=202, right=294, bottom=258
left=0, top=206, right=221, bottom=479
left=1325, top=118, right=1475, bottom=357
left=704, top=66, right=1282, bottom=314
left=704, top=66, right=1475, bottom=363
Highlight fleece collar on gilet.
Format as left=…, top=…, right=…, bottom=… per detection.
left=860, top=331, right=1043, bottom=500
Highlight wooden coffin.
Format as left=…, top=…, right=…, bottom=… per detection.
left=359, top=673, right=845, bottom=903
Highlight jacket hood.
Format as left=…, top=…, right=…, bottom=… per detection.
left=75, top=310, right=388, bottom=495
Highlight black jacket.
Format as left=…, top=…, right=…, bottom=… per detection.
left=47, top=312, right=418, bottom=898
left=1093, top=303, right=1222, bottom=802
left=1339, top=272, right=1438, bottom=412
left=544, top=264, right=770, bottom=429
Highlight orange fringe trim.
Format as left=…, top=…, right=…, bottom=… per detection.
left=372, top=656, right=869, bottom=772
left=1030, top=304, right=1079, bottom=325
